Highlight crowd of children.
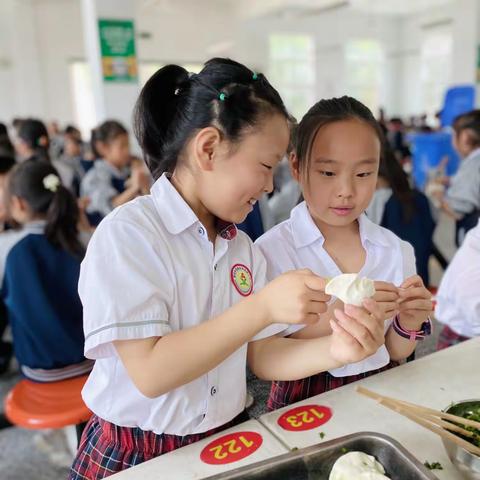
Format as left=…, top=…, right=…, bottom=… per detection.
left=0, top=56, right=477, bottom=480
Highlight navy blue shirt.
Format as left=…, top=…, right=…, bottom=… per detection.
left=380, top=191, right=435, bottom=286
left=0, top=222, right=86, bottom=370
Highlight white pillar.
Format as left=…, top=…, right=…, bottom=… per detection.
left=81, top=0, right=140, bottom=131
left=451, top=0, right=480, bottom=87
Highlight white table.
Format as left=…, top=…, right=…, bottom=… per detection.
left=110, top=419, right=288, bottom=479
left=258, top=338, right=480, bottom=480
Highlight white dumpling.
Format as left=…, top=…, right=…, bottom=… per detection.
left=329, top=451, right=391, bottom=480
left=325, top=273, right=375, bottom=306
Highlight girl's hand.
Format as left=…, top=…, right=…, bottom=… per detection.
left=397, top=275, right=433, bottom=330
left=257, top=269, right=330, bottom=326
left=373, top=281, right=399, bottom=319
left=329, top=298, right=385, bottom=364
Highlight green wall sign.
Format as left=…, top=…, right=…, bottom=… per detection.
left=98, top=19, right=138, bottom=83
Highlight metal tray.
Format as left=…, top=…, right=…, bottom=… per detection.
left=205, top=431, right=438, bottom=479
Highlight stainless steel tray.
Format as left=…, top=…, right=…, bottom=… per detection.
left=205, top=431, right=438, bottom=479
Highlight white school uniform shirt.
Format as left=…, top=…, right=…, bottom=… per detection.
left=436, top=220, right=480, bottom=338
left=255, top=201, right=416, bottom=377
left=80, top=174, right=285, bottom=436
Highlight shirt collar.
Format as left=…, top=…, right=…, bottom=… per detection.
left=24, top=220, right=46, bottom=234
left=290, top=201, right=389, bottom=248
left=290, top=202, right=324, bottom=248
left=358, top=213, right=391, bottom=247
left=465, top=147, right=480, bottom=162
left=151, top=174, right=237, bottom=239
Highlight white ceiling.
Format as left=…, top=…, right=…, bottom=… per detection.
left=220, top=0, right=454, bottom=20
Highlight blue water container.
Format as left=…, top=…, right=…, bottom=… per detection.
left=440, top=85, right=476, bottom=127
left=409, top=131, right=460, bottom=189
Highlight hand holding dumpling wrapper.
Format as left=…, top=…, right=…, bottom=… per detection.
left=325, top=273, right=376, bottom=307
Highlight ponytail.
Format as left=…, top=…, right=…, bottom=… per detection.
left=134, top=58, right=288, bottom=180
left=8, top=160, right=84, bottom=258
left=45, top=185, right=84, bottom=258
left=134, top=65, right=190, bottom=178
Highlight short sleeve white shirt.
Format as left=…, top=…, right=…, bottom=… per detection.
left=255, top=201, right=416, bottom=377
left=436, top=220, right=480, bottom=337
left=80, top=174, right=285, bottom=435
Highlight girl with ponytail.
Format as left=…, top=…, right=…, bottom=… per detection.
left=0, top=160, right=92, bottom=383
left=71, top=58, right=385, bottom=479
left=14, top=118, right=51, bottom=163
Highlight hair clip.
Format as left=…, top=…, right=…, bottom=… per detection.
left=219, top=92, right=227, bottom=101
left=252, top=72, right=258, bottom=80
left=43, top=174, right=60, bottom=193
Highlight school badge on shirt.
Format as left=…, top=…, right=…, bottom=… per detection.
left=231, top=264, right=253, bottom=296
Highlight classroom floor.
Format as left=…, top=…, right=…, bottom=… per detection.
left=0, top=213, right=455, bottom=480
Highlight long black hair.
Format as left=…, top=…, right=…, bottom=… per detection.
left=294, top=96, right=385, bottom=176
left=378, top=145, right=416, bottom=223
left=17, top=119, right=50, bottom=163
left=8, top=160, right=84, bottom=258
left=134, top=57, right=289, bottom=180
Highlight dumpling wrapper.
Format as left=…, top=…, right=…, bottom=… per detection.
left=325, top=273, right=375, bottom=306
left=329, top=451, right=391, bottom=480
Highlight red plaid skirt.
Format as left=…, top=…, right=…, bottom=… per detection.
left=267, top=361, right=398, bottom=412
left=437, top=325, right=471, bottom=351
left=69, top=410, right=249, bottom=479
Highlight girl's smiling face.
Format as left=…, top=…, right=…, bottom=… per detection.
left=197, top=113, right=290, bottom=224
left=292, top=118, right=381, bottom=230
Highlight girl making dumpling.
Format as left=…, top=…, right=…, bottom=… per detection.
left=256, top=96, right=433, bottom=411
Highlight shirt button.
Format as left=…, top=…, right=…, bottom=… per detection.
left=214, top=264, right=218, bottom=271
left=210, top=386, right=217, bottom=396
left=198, top=227, right=204, bottom=235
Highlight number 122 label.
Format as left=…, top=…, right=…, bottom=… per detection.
left=200, top=431, right=263, bottom=465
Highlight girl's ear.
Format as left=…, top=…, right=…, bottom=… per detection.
left=192, top=127, right=222, bottom=172
left=37, top=135, right=48, bottom=147
left=10, top=195, right=30, bottom=216
left=289, top=151, right=301, bottom=182
left=464, top=128, right=480, bottom=149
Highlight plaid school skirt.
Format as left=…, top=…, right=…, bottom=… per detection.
left=267, top=361, right=398, bottom=412
left=437, top=325, right=471, bottom=351
left=69, top=410, right=250, bottom=480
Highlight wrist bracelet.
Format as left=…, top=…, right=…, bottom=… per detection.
left=392, top=315, right=432, bottom=341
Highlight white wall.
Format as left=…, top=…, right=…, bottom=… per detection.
left=0, top=0, right=479, bottom=126
left=234, top=8, right=402, bottom=116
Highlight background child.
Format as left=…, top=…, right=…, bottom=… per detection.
left=80, top=120, right=149, bottom=226
left=0, top=155, right=16, bottom=374
left=14, top=118, right=51, bottom=163
left=70, top=59, right=386, bottom=479
left=436, top=219, right=480, bottom=349
left=0, top=160, right=92, bottom=381
left=256, top=96, right=433, bottom=411
left=434, top=110, right=480, bottom=246
left=366, top=146, right=436, bottom=286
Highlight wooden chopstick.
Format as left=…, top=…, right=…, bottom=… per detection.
left=356, top=386, right=480, bottom=457
left=357, top=386, right=480, bottom=430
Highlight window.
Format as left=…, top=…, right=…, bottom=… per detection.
left=269, top=34, right=316, bottom=119
left=420, top=26, right=452, bottom=121
left=344, top=39, right=384, bottom=114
